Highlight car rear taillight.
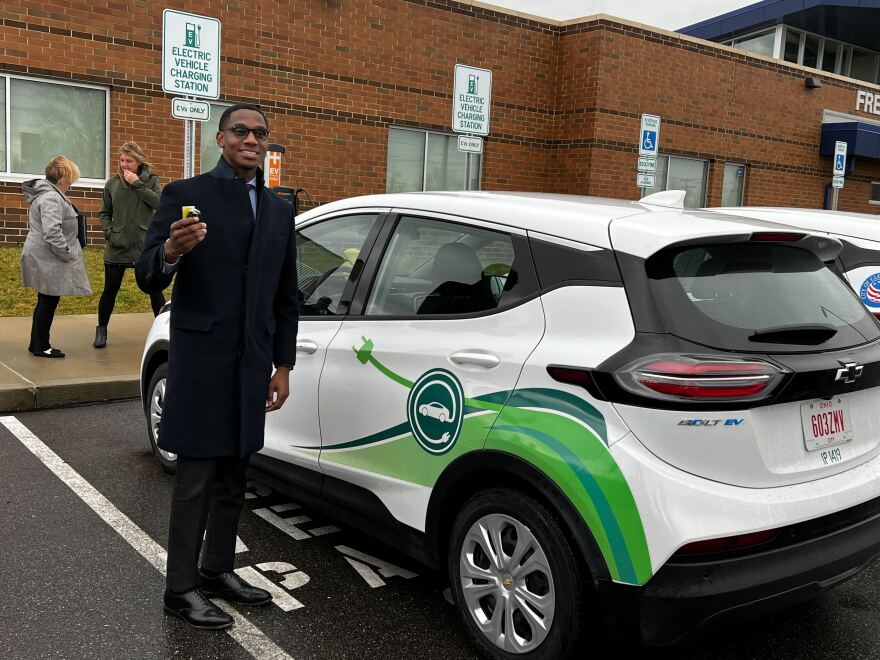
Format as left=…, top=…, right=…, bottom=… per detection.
left=675, top=529, right=777, bottom=557
left=615, top=354, right=787, bottom=403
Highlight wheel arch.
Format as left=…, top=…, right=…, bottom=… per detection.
left=140, top=339, right=169, bottom=410
left=425, top=450, right=611, bottom=582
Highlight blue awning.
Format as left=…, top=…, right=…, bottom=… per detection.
left=820, top=121, right=880, bottom=161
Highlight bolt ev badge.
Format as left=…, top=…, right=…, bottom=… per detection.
left=835, top=361, right=864, bottom=384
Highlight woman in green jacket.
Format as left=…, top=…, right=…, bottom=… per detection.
left=95, top=142, right=164, bottom=348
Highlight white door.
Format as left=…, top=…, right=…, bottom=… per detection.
left=262, top=211, right=384, bottom=471
left=318, top=213, right=545, bottom=531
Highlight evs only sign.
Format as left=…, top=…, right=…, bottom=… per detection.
left=162, top=9, right=221, bottom=99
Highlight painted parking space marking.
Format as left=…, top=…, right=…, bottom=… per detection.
left=271, top=502, right=302, bottom=513
left=235, top=562, right=309, bottom=612
left=253, top=505, right=341, bottom=541
left=336, top=545, right=418, bottom=588
left=0, top=416, right=294, bottom=660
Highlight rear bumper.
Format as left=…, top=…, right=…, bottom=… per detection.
left=596, top=496, right=880, bottom=646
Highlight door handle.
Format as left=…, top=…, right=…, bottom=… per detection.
left=296, top=340, right=318, bottom=355
left=449, top=351, right=500, bottom=369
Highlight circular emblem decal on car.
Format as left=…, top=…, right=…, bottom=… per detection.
left=406, top=369, right=465, bottom=455
left=860, top=273, right=880, bottom=308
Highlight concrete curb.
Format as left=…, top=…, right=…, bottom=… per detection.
left=0, top=377, right=140, bottom=413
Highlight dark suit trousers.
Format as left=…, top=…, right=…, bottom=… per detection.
left=166, top=455, right=250, bottom=592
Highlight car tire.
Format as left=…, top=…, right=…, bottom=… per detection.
left=439, top=412, right=446, bottom=423
left=448, top=488, right=589, bottom=660
left=145, top=362, right=177, bottom=473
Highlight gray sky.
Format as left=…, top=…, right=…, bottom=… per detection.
left=488, top=1, right=755, bottom=30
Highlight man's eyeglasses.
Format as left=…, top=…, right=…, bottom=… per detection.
left=222, top=124, right=270, bottom=141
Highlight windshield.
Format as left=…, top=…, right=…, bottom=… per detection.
left=646, top=243, right=880, bottom=352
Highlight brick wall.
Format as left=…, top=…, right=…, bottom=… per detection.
left=555, top=20, right=880, bottom=209
left=0, top=1, right=878, bottom=246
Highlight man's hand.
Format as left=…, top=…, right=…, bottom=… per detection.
left=266, top=366, right=291, bottom=412
left=164, top=216, right=207, bottom=263
left=121, top=168, right=139, bottom=185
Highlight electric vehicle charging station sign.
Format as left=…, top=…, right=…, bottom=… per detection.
left=452, top=65, right=492, bottom=136
left=163, top=9, right=221, bottom=99
left=639, top=114, right=661, bottom=157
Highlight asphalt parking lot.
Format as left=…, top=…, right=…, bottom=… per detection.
left=3, top=400, right=880, bottom=660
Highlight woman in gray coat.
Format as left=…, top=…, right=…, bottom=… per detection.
left=21, top=156, right=92, bottom=358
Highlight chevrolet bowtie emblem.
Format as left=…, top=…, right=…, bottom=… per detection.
left=835, top=361, right=864, bottom=384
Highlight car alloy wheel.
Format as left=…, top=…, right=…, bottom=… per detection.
left=146, top=363, right=177, bottom=472
left=459, top=512, right=556, bottom=654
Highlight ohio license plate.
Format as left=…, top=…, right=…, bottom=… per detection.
left=801, top=397, right=853, bottom=451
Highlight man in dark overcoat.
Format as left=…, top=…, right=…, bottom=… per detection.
left=136, top=103, right=298, bottom=629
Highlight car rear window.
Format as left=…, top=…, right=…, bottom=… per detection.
left=646, top=243, right=880, bottom=352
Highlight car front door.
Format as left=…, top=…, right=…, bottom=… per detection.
left=261, top=211, right=385, bottom=472
left=317, top=212, right=544, bottom=531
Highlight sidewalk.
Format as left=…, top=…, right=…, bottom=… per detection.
left=0, top=313, right=154, bottom=413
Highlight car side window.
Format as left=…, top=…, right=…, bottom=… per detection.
left=296, top=214, right=379, bottom=316
left=365, top=216, right=525, bottom=317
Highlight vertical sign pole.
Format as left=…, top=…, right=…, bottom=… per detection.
left=832, top=187, right=839, bottom=211
left=189, top=114, right=197, bottom=176
left=183, top=119, right=194, bottom=179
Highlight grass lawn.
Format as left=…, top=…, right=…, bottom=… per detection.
left=1, top=245, right=171, bottom=317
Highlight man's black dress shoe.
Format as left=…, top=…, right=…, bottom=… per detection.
left=197, top=570, right=272, bottom=606
left=31, top=347, right=65, bottom=358
left=163, top=588, right=233, bottom=629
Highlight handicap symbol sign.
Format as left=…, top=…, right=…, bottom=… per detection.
left=834, top=154, right=845, bottom=173
left=642, top=130, right=656, bottom=152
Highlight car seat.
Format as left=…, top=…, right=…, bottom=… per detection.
left=416, top=242, right=497, bottom=315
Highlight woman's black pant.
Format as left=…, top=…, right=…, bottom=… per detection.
left=98, top=263, right=165, bottom=326
left=29, top=293, right=60, bottom=353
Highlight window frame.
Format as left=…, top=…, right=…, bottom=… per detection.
left=349, top=209, right=539, bottom=319
left=721, top=162, right=747, bottom=207
left=0, top=74, right=110, bottom=186
left=870, top=181, right=880, bottom=206
left=649, top=154, right=709, bottom=208
left=294, top=208, right=390, bottom=318
left=386, top=126, right=482, bottom=193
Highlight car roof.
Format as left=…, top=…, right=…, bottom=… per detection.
left=295, top=191, right=836, bottom=257
left=705, top=207, right=880, bottom=245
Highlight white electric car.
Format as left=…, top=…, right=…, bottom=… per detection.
left=706, top=206, right=880, bottom=320
left=141, top=191, right=880, bottom=658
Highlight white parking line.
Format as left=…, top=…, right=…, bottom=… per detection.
left=0, top=416, right=295, bottom=660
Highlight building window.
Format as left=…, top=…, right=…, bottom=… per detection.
left=0, top=75, right=108, bottom=182
left=850, top=49, right=880, bottom=85
left=730, top=29, right=776, bottom=58
left=386, top=127, right=481, bottom=193
left=198, top=102, right=230, bottom=174
left=780, top=27, right=879, bottom=84
left=644, top=155, right=708, bottom=208
left=721, top=163, right=746, bottom=206
left=871, top=182, right=880, bottom=206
